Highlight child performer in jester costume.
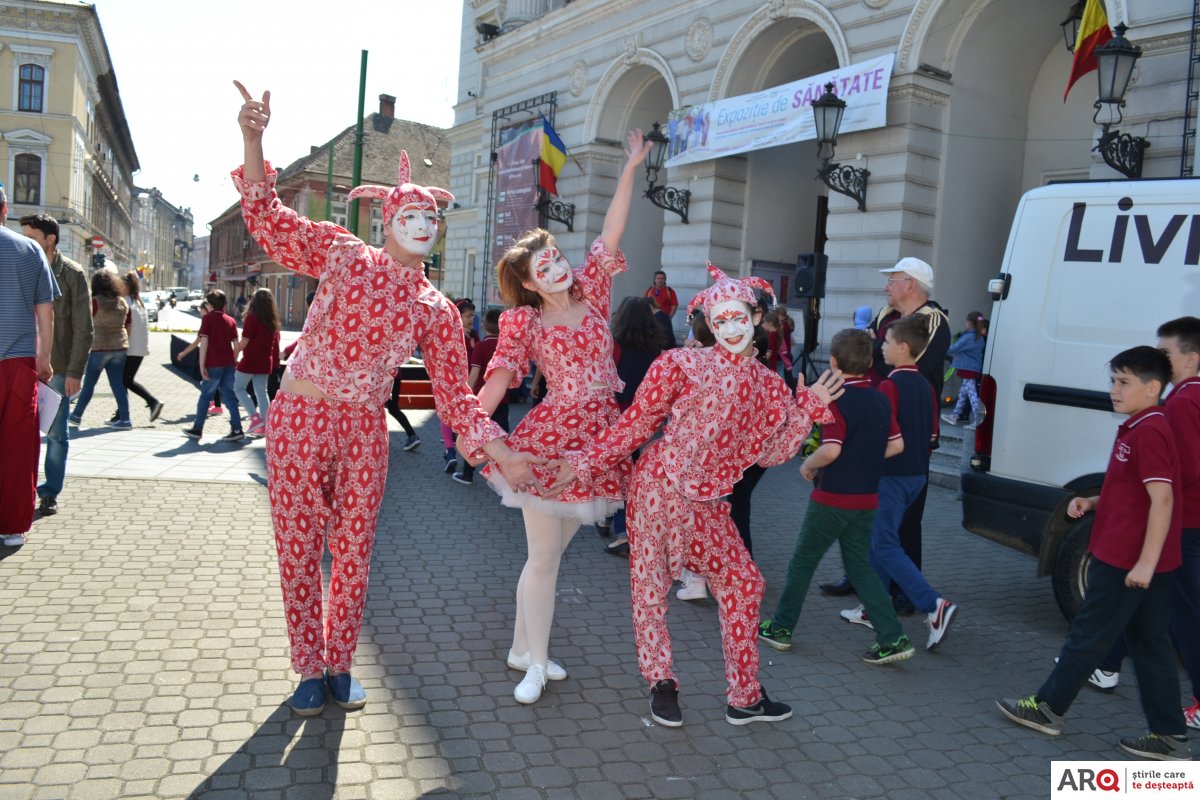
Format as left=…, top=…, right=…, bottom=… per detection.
left=232, top=81, right=541, bottom=716
left=550, top=264, right=844, bottom=726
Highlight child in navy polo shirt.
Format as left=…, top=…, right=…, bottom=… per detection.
left=997, top=346, right=1190, bottom=761
left=839, top=314, right=958, bottom=651
left=758, top=329, right=913, bottom=664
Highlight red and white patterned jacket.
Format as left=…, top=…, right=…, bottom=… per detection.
left=568, top=346, right=833, bottom=501
left=232, top=162, right=504, bottom=447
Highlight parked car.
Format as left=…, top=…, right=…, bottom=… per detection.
left=140, top=293, right=159, bottom=323
left=187, top=290, right=203, bottom=302
left=165, top=286, right=190, bottom=302
left=961, top=177, right=1198, bottom=621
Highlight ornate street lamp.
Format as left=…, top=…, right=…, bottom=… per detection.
left=1092, top=23, right=1149, bottom=179
left=642, top=123, right=690, bottom=223
left=811, top=82, right=869, bottom=212
left=1060, top=1, right=1084, bottom=52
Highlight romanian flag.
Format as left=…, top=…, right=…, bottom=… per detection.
left=539, top=117, right=567, bottom=196
left=1064, top=0, right=1113, bottom=101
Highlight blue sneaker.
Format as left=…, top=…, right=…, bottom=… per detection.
left=325, top=671, right=367, bottom=710
left=290, top=677, right=326, bottom=717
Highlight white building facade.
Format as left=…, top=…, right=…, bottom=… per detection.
left=446, top=0, right=1195, bottom=340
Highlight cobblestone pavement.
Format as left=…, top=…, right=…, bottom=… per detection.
left=0, top=334, right=1184, bottom=799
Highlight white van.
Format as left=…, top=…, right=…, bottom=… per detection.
left=961, top=178, right=1200, bottom=620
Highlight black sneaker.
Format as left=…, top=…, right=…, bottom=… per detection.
left=149, top=401, right=165, bottom=422
left=862, top=635, right=915, bottom=665
left=452, top=472, right=474, bottom=485
left=182, top=428, right=202, bottom=439
left=649, top=679, right=682, bottom=727
left=996, top=696, right=1063, bottom=736
left=37, top=495, right=58, bottom=517
left=443, top=448, right=457, bottom=474
left=221, top=429, right=245, bottom=442
left=726, top=685, right=792, bottom=726
left=757, top=620, right=793, bottom=652
left=1118, top=732, right=1192, bottom=761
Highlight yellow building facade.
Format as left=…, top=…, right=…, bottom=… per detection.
left=0, top=1, right=137, bottom=270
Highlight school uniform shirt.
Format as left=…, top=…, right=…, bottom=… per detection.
left=878, top=365, right=939, bottom=477
left=811, top=378, right=902, bottom=510
left=198, top=309, right=239, bottom=369
left=1165, top=376, right=1200, bottom=529
left=237, top=313, right=281, bottom=374
left=1090, top=406, right=1183, bottom=572
left=469, top=335, right=506, bottom=404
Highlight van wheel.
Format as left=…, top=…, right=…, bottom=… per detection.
left=1052, top=517, right=1093, bottom=621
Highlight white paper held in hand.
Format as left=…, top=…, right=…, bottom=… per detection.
left=37, top=381, right=63, bottom=435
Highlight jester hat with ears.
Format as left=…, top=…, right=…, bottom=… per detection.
left=687, top=262, right=776, bottom=317
left=346, top=150, right=455, bottom=227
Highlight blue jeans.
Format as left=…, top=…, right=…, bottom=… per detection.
left=39, top=373, right=71, bottom=497
left=71, top=350, right=130, bottom=424
left=233, top=371, right=270, bottom=421
left=1038, top=559, right=1185, bottom=735
left=869, top=475, right=940, bottom=614
left=193, top=366, right=241, bottom=432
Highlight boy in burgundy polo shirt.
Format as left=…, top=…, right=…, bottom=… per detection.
left=453, top=308, right=509, bottom=485
left=758, top=329, right=912, bottom=664
left=1157, top=316, right=1200, bottom=730
left=998, top=346, right=1190, bottom=761
left=183, top=290, right=244, bottom=441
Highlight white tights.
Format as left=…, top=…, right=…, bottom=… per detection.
left=511, top=507, right=581, bottom=668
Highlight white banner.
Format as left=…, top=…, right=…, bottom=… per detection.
left=664, top=53, right=895, bottom=169
left=1051, top=761, right=1199, bottom=798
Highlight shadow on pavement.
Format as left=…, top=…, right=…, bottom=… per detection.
left=187, top=702, right=344, bottom=799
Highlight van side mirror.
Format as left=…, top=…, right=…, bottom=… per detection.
left=988, top=273, right=1011, bottom=301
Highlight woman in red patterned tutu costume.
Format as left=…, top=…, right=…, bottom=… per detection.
left=459, top=130, right=650, bottom=705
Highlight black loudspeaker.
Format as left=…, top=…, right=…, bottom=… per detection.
left=794, top=252, right=828, bottom=299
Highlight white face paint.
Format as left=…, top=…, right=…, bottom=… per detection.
left=707, top=299, right=755, bottom=356
left=528, top=246, right=573, bottom=294
left=390, top=204, right=439, bottom=256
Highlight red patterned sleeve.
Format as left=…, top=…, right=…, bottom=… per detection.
left=231, top=162, right=347, bottom=278
left=486, top=307, right=536, bottom=388
left=757, top=385, right=835, bottom=468
left=574, top=237, right=627, bottom=320
left=567, top=352, right=684, bottom=485
left=420, top=300, right=506, bottom=455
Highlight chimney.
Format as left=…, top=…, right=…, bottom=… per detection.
left=379, top=94, right=396, bottom=119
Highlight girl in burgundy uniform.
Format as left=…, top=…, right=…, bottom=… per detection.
left=233, top=81, right=539, bottom=717
left=552, top=264, right=843, bottom=726
left=459, top=130, right=650, bottom=705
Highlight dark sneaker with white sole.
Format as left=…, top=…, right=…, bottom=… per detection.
left=726, top=685, right=792, bottom=726
left=996, top=696, right=1063, bottom=736
left=1118, top=732, right=1192, bottom=761
left=649, top=679, right=682, bottom=727
left=757, top=620, right=793, bottom=651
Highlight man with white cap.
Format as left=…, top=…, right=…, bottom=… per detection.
left=821, top=257, right=949, bottom=606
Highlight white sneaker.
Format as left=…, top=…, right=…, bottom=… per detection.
left=839, top=605, right=874, bottom=629
left=676, top=569, right=708, bottom=601
left=3, top=533, right=27, bottom=547
left=1052, top=657, right=1121, bottom=693
left=926, top=597, right=958, bottom=651
left=514, top=664, right=547, bottom=704
left=507, top=651, right=567, bottom=681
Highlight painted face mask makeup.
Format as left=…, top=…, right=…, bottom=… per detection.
left=529, top=246, right=573, bottom=293
left=708, top=299, right=754, bottom=355
left=390, top=205, right=439, bottom=256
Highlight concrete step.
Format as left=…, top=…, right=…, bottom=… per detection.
left=930, top=424, right=973, bottom=490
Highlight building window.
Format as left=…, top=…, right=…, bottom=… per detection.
left=18, top=64, right=44, bottom=112
left=14, top=153, right=41, bottom=205
left=370, top=204, right=384, bottom=246
left=331, top=197, right=348, bottom=229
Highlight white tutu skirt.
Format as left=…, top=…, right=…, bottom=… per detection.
left=484, top=469, right=622, bottom=525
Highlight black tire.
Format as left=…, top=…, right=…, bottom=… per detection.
left=1052, top=516, right=1093, bottom=621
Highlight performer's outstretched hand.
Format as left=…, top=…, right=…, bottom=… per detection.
left=801, top=368, right=845, bottom=407
left=625, top=129, right=652, bottom=168
left=234, top=80, right=271, bottom=142
left=542, top=459, right=575, bottom=498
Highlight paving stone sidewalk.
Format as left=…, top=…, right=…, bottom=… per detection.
left=0, top=334, right=1181, bottom=799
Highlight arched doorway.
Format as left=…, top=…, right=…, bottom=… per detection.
left=722, top=20, right=838, bottom=309
left=923, top=0, right=1096, bottom=322
left=592, top=62, right=674, bottom=307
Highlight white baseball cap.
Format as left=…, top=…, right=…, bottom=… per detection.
left=880, top=257, right=934, bottom=291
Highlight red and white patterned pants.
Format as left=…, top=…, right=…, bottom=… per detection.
left=266, top=392, right=389, bottom=675
left=626, top=454, right=765, bottom=707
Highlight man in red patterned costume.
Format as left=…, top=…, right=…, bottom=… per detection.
left=553, top=264, right=843, bottom=726
left=233, top=82, right=540, bottom=716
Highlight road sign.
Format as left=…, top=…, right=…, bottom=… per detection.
left=91, top=236, right=105, bottom=248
